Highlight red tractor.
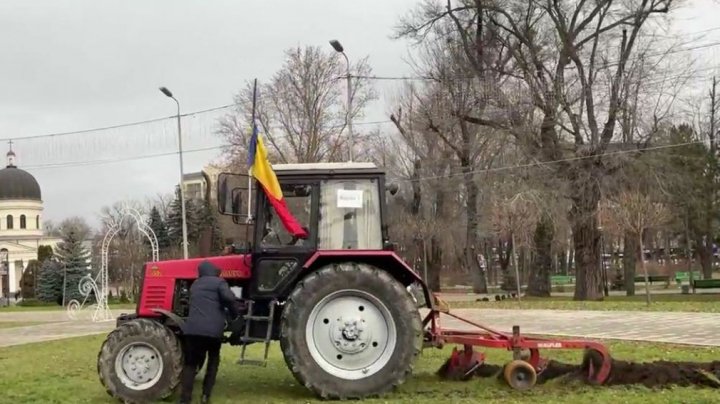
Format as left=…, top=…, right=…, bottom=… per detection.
left=97, top=162, right=432, bottom=403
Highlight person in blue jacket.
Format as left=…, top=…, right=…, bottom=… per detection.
left=179, top=260, right=239, bottom=404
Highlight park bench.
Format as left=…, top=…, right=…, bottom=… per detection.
left=633, top=275, right=670, bottom=286
left=692, top=278, right=720, bottom=292
left=550, top=275, right=575, bottom=285
left=674, top=271, right=702, bottom=285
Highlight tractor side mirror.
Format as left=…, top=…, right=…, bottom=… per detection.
left=386, top=182, right=399, bottom=196
left=217, top=172, right=253, bottom=222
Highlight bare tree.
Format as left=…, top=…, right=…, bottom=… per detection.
left=489, top=189, right=541, bottom=298
left=604, top=190, right=670, bottom=305
left=397, top=0, right=674, bottom=300
left=390, top=25, right=509, bottom=293
left=218, top=45, right=376, bottom=164
left=57, top=216, right=93, bottom=241
left=383, top=87, right=459, bottom=291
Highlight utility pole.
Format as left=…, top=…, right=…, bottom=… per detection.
left=710, top=76, right=717, bottom=157
left=707, top=77, right=718, bottom=279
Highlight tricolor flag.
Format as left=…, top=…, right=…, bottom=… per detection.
left=247, top=123, right=308, bottom=239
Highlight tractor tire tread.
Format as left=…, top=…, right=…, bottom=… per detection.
left=280, top=262, right=422, bottom=400
left=97, top=318, right=183, bottom=404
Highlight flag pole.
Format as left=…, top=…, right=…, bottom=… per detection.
left=247, top=78, right=258, bottom=223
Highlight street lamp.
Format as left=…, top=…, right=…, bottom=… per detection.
left=329, top=39, right=354, bottom=162
left=159, top=86, right=189, bottom=259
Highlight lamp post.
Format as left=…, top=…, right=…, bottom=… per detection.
left=159, top=86, right=189, bottom=259
left=329, top=39, right=353, bottom=162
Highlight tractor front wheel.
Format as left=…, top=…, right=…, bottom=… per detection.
left=280, top=263, right=423, bottom=399
left=97, top=318, right=183, bottom=403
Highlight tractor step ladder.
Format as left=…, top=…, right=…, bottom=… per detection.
left=238, top=299, right=277, bottom=367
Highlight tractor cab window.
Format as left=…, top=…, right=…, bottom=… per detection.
left=319, top=179, right=382, bottom=250
left=260, top=183, right=314, bottom=248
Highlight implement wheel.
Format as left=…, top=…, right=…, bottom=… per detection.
left=503, top=360, right=537, bottom=391
left=280, top=263, right=423, bottom=399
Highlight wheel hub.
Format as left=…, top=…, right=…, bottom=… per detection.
left=332, top=317, right=371, bottom=354
left=306, top=290, right=397, bottom=380
left=114, top=343, right=164, bottom=390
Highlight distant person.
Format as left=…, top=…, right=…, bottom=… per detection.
left=179, top=260, right=239, bottom=404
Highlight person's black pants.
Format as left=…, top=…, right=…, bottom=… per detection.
left=179, top=335, right=222, bottom=402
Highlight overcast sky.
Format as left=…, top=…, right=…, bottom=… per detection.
left=1, top=0, right=718, bottom=230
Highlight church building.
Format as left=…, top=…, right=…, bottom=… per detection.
left=0, top=145, right=60, bottom=298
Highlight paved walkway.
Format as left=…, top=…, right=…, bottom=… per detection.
left=0, top=309, right=123, bottom=348
left=1, top=308, right=718, bottom=348
left=432, top=309, right=720, bottom=346
left=436, top=289, right=719, bottom=301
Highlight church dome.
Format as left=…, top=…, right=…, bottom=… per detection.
left=0, top=148, right=41, bottom=201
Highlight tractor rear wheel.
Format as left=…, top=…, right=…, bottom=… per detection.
left=280, top=263, right=423, bottom=399
left=97, top=318, right=183, bottom=403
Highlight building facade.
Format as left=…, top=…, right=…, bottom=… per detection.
left=181, top=164, right=249, bottom=247
left=0, top=146, right=60, bottom=298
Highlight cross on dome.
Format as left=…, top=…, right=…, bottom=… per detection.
left=6, top=140, right=16, bottom=168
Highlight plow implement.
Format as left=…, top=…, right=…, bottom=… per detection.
left=424, top=297, right=720, bottom=390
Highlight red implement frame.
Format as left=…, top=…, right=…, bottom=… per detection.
left=423, top=308, right=612, bottom=386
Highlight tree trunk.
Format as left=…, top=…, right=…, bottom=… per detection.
left=623, top=231, right=637, bottom=296
left=639, top=233, right=651, bottom=306
left=463, top=163, right=486, bottom=293
left=483, top=241, right=494, bottom=286
left=498, top=239, right=515, bottom=292
left=697, top=235, right=713, bottom=279
left=527, top=216, right=553, bottom=297
left=558, top=250, right=567, bottom=275
left=511, top=234, right=521, bottom=300
left=571, top=179, right=603, bottom=301
left=427, top=236, right=442, bottom=292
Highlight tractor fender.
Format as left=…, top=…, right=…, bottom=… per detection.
left=150, top=308, right=185, bottom=328
left=301, top=250, right=435, bottom=310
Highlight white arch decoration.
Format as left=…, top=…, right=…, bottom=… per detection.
left=67, top=206, right=159, bottom=322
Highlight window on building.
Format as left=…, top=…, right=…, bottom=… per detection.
left=36, top=215, right=40, bottom=229
left=6, top=215, right=13, bottom=230
left=185, top=183, right=202, bottom=200
left=20, top=215, right=26, bottom=229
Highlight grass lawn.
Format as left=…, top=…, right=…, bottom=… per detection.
left=449, top=293, right=720, bottom=312
left=0, top=334, right=718, bottom=403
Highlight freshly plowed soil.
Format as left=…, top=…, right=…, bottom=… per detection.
left=603, top=359, right=720, bottom=388
left=438, top=351, right=720, bottom=389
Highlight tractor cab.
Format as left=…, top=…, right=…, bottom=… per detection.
left=217, top=162, right=402, bottom=298
left=218, top=162, right=396, bottom=253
